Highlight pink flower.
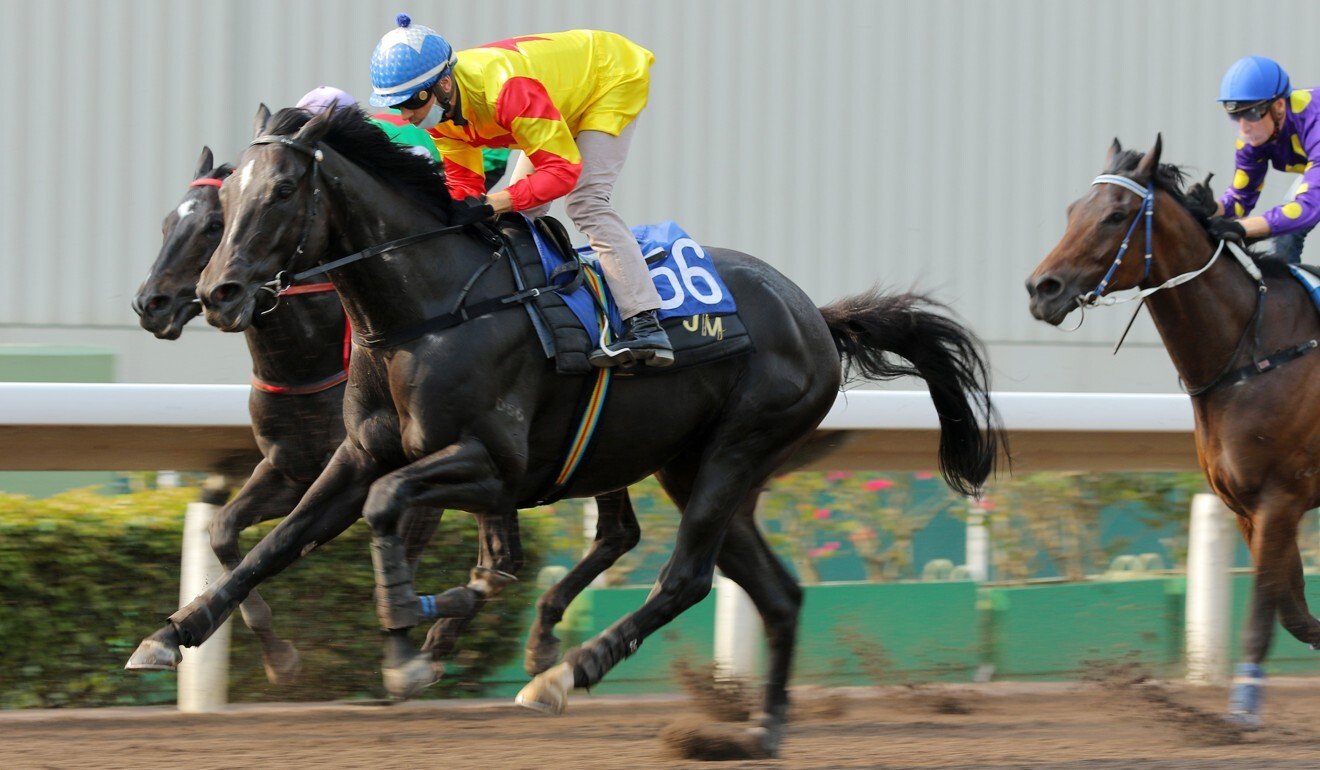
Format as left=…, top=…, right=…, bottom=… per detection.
left=862, top=479, right=896, bottom=492
left=808, top=541, right=842, bottom=558
left=812, top=508, right=832, bottom=520
left=914, top=471, right=935, bottom=480
left=849, top=527, right=877, bottom=542
left=977, top=497, right=997, bottom=511
left=826, top=471, right=851, bottom=481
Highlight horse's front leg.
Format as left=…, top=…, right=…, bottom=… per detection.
left=125, top=442, right=379, bottom=672
left=1230, top=501, right=1310, bottom=727
left=419, top=509, right=522, bottom=660
left=524, top=489, right=639, bottom=675
left=362, top=438, right=519, bottom=699
left=208, top=459, right=311, bottom=684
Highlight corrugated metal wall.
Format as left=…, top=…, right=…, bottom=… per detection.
left=3, top=1, right=1318, bottom=385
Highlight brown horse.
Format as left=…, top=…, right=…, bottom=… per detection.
left=1027, top=136, right=1320, bottom=726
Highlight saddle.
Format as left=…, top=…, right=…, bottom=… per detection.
left=497, top=215, right=754, bottom=375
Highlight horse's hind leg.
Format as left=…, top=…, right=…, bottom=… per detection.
left=208, top=459, right=309, bottom=684
left=710, top=511, right=802, bottom=756
left=524, top=489, right=640, bottom=675
left=516, top=442, right=783, bottom=739
left=1278, top=539, right=1320, bottom=645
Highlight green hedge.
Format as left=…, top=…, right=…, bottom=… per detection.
left=0, top=488, right=548, bottom=708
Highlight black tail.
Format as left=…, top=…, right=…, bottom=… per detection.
left=819, top=289, right=1006, bottom=496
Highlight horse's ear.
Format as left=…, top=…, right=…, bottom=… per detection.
left=194, top=146, right=214, bottom=179
left=1134, top=134, right=1163, bottom=181
left=252, top=103, right=272, bottom=139
left=293, top=104, right=336, bottom=146
left=1105, top=138, right=1123, bottom=169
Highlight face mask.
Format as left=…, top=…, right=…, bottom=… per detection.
left=417, top=107, right=442, bottom=130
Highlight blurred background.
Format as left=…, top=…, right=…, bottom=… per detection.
left=3, top=1, right=1320, bottom=709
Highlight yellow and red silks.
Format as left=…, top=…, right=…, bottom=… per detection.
left=427, top=30, right=654, bottom=211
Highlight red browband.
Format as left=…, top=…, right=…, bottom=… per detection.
left=189, top=178, right=224, bottom=189
left=276, top=282, right=337, bottom=296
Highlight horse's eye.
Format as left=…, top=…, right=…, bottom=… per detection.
left=274, top=182, right=296, bottom=199
left=204, top=218, right=224, bottom=235
left=1102, top=211, right=1128, bottom=226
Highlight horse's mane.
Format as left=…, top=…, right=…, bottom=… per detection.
left=1104, top=149, right=1194, bottom=212
left=264, top=107, right=453, bottom=218
left=1106, top=148, right=1279, bottom=268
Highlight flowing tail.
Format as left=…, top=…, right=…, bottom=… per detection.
left=819, top=290, right=1006, bottom=496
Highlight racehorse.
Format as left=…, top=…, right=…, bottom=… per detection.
left=130, top=130, right=645, bottom=681
left=1027, top=137, right=1320, bottom=727
left=132, top=106, right=1001, bottom=758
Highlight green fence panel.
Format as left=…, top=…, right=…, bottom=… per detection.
left=984, top=578, right=1182, bottom=680
left=794, top=581, right=980, bottom=685
left=1229, top=573, right=1320, bottom=675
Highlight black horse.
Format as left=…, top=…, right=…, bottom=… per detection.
left=132, top=106, right=1001, bottom=758
left=130, top=131, right=645, bottom=682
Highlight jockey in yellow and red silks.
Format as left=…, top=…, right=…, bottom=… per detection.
left=369, top=16, right=672, bottom=368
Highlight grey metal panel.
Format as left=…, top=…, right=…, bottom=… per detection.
left=3, top=0, right=1320, bottom=383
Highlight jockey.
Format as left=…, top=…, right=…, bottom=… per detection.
left=297, top=85, right=439, bottom=162
left=1202, top=56, right=1320, bottom=263
left=369, top=14, right=673, bottom=368
left=297, top=85, right=509, bottom=178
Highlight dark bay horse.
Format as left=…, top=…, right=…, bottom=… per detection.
left=1027, top=137, right=1320, bottom=727
left=133, top=106, right=1000, bottom=758
left=130, top=133, right=643, bottom=682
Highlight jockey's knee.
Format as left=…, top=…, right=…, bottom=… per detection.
left=564, top=189, right=614, bottom=223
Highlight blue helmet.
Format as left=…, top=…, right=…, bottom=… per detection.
left=1219, top=56, right=1291, bottom=106
left=369, top=14, right=456, bottom=107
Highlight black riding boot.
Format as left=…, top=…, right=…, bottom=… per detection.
left=589, top=310, right=674, bottom=368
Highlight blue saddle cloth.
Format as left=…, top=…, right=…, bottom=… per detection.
left=526, top=217, right=738, bottom=348
left=1288, top=264, right=1320, bottom=313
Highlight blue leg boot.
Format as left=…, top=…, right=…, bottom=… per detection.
left=1227, top=662, right=1264, bottom=729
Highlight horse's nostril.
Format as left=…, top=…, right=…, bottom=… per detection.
left=210, top=282, right=243, bottom=305
left=133, top=294, right=169, bottom=317
left=1034, top=277, right=1064, bottom=299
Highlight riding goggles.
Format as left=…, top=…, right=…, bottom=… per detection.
left=394, top=88, right=434, bottom=111
left=1224, top=99, right=1272, bottom=122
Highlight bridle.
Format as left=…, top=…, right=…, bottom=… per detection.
left=1082, top=172, right=1319, bottom=396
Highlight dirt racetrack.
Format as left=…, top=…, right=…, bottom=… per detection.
left=4, top=678, right=1320, bottom=769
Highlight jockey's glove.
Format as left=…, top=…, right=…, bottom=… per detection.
left=1206, top=215, right=1246, bottom=244
left=450, top=195, right=496, bottom=227
left=1185, top=173, right=1217, bottom=222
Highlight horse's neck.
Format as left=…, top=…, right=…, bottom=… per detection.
left=244, top=292, right=346, bottom=384
left=1141, top=210, right=1259, bottom=388
left=323, top=159, right=503, bottom=341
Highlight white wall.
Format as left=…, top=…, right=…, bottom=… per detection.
left=3, top=0, right=1315, bottom=389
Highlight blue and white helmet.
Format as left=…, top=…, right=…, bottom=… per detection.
left=369, top=14, right=456, bottom=107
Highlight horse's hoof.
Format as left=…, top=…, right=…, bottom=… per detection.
left=1227, top=711, right=1263, bottom=731
left=515, top=662, right=573, bottom=715
left=125, top=638, right=181, bottom=672
left=382, top=654, right=443, bottom=700
left=262, top=639, right=302, bottom=686
left=524, top=635, right=562, bottom=676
